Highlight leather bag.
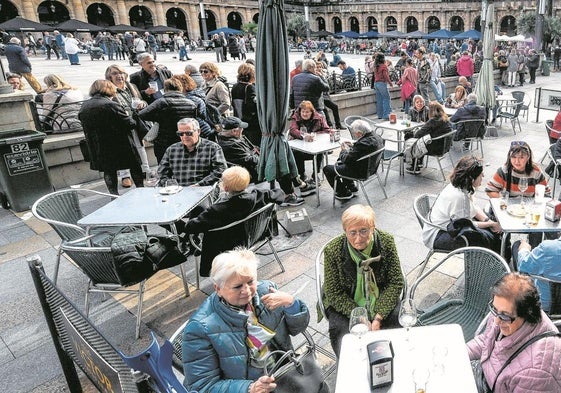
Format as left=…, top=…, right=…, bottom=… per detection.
left=263, top=341, right=325, bottom=393
left=144, top=235, right=187, bottom=270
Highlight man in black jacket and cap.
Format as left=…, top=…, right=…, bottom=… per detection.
left=217, top=116, right=260, bottom=182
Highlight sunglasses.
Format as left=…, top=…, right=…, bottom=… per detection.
left=200, top=70, right=211, bottom=74
left=177, top=131, right=195, bottom=137
left=511, top=141, right=528, bottom=148
left=488, top=300, right=517, bottom=324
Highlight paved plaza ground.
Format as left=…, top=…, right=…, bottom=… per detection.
left=1, top=48, right=560, bottom=392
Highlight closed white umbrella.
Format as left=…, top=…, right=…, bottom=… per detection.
left=475, top=3, right=496, bottom=120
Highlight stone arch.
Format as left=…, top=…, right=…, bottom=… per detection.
left=252, top=13, right=259, bottom=24
left=385, top=16, right=397, bottom=32
left=349, top=16, right=359, bottom=33
left=38, top=1, right=70, bottom=25
left=227, top=11, right=243, bottom=30
left=367, top=16, right=378, bottom=32
left=86, top=3, right=115, bottom=27
left=427, top=16, right=440, bottom=33
left=500, top=15, right=516, bottom=35
left=450, top=15, right=464, bottom=32
left=166, top=7, right=187, bottom=30
left=474, top=15, right=481, bottom=32
left=129, top=5, right=154, bottom=29
left=0, top=0, right=19, bottom=23
left=200, top=9, right=218, bottom=37
left=316, top=16, right=326, bottom=31
left=405, top=16, right=418, bottom=33
left=332, top=16, right=342, bottom=33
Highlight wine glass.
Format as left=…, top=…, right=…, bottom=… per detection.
left=398, top=299, right=418, bottom=346
left=165, top=178, right=179, bottom=194
left=349, top=307, right=370, bottom=358
left=518, top=177, right=528, bottom=205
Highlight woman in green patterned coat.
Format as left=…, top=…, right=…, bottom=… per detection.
left=323, top=204, right=404, bottom=357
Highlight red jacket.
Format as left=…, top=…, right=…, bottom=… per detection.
left=456, top=54, right=475, bottom=77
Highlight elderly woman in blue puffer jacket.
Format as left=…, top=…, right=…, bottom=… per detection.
left=182, top=248, right=310, bottom=393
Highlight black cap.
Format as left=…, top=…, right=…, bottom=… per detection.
left=221, top=116, right=248, bottom=130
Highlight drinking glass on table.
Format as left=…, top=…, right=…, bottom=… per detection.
left=165, top=178, right=180, bottom=194
left=349, top=306, right=370, bottom=358
left=399, top=299, right=418, bottom=345
left=518, top=177, right=528, bottom=205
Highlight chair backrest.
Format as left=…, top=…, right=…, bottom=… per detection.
left=428, top=129, right=456, bottom=156
left=315, top=243, right=328, bottom=320
left=358, top=146, right=385, bottom=180
left=524, top=273, right=561, bottom=318
left=27, top=257, right=140, bottom=393
left=413, top=193, right=435, bottom=229
left=545, top=119, right=560, bottom=145
left=32, top=190, right=86, bottom=242
left=456, top=119, right=486, bottom=139
left=511, top=90, right=525, bottom=104
left=510, top=101, right=523, bottom=117
left=60, top=240, right=123, bottom=286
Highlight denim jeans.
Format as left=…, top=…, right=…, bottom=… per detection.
left=374, top=81, right=391, bottom=119
left=429, top=79, right=446, bottom=103
left=179, top=46, right=186, bottom=60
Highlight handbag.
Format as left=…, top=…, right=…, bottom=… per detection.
left=144, top=235, right=187, bottom=270
left=110, top=227, right=153, bottom=286
left=471, top=331, right=560, bottom=392
left=263, top=336, right=325, bottom=393
left=411, top=134, right=432, bottom=159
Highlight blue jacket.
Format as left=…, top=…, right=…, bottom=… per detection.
left=182, top=280, right=310, bottom=393
left=4, top=43, right=32, bottom=74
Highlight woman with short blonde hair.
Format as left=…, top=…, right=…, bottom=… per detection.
left=42, top=74, right=83, bottom=134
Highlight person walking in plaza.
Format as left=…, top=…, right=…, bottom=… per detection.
left=526, top=49, right=539, bottom=84
left=43, top=31, right=59, bottom=60
left=415, top=48, right=432, bottom=102
left=211, top=33, right=224, bottom=63
left=175, top=32, right=192, bottom=61
left=231, top=63, right=261, bottom=146
left=373, top=53, right=393, bottom=120
left=506, top=49, right=519, bottom=88
left=428, top=52, right=446, bottom=104
left=4, top=37, right=43, bottom=93
left=53, top=30, right=67, bottom=60
left=456, top=51, right=474, bottom=84
left=78, top=80, right=143, bottom=195
left=397, top=58, right=417, bottom=114
left=64, top=33, right=80, bottom=65
left=144, top=32, right=157, bottom=60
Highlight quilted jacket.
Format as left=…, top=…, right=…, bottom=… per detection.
left=467, top=311, right=561, bottom=392
left=182, top=280, right=310, bottom=393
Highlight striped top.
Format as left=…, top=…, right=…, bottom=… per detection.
left=485, top=163, right=549, bottom=197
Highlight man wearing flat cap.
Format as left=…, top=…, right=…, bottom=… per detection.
left=217, top=116, right=260, bottom=182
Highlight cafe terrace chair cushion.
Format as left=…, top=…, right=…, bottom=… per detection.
left=332, top=146, right=388, bottom=207
left=32, top=189, right=118, bottom=284
left=60, top=235, right=159, bottom=339
left=409, top=246, right=510, bottom=341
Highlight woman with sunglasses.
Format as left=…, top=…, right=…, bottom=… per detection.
left=200, top=62, right=231, bottom=115
left=422, top=156, right=503, bottom=253
left=467, top=273, right=561, bottom=392
left=322, top=204, right=404, bottom=357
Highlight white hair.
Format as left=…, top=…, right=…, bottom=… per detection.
left=211, top=248, right=258, bottom=288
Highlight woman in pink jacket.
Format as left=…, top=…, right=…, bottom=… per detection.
left=467, top=273, right=561, bottom=392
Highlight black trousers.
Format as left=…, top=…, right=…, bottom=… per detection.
left=292, top=151, right=323, bottom=180
left=323, top=97, right=342, bottom=129
left=323, top=164, right=354, bottom=191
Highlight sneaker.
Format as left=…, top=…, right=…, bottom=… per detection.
left=299, top=183, right=316, bottom=197
left=281, top=194, right=305, bottom=207
left=305, top=178, right=317, bottom=188
left=293, top=177, right=307, bottom=188
left=405, top=166, right=421, bottom=175
left=335, top=189, right=353, bottom=200
left=347, top=183, right=359, bottom=194
left=121, top=177, right=132, bottom=187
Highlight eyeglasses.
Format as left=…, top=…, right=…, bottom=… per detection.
left=346, top=228, right=371, bottom=238
left=177, top=131, right=195, bottom=137
left=200, top=70, right=211, bottom=74
left=488, top=300, right=517, bottom=324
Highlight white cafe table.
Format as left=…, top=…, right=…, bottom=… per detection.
left=288, top=133, right=341, bottom=206
left=444, top=106, right=458, bottom=117
left=374, top=121, right=423, bottom=175
left=335, top=324, right=477, bottom=393
left=489, top=197, right=561, bottom=257
left=78, top=186, right=213, bottom=296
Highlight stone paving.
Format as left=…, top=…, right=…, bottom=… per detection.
left=1, top=49, right=560, bottom=392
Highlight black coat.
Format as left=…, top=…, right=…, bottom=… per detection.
left=4, top=43, right=32, bottom=73
left=216, top=134, right=259, bottom=181
left=78, top=95, right=139, bottom=172
left=337, top=132, right=384, bottom=178
left=289, top=71, right=330, bottom=111
left=184, top=189, right=285, bottom=276
left=129, top=67, right=173, bottom=104
left=414, top=118, right=452, bottom=155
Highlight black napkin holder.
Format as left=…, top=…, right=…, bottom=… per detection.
left=367, top=340, right=394, bottom=389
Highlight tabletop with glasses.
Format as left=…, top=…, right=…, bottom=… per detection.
left=335, top=323, right=477, bottom=393
left=288, top=132, right=341, bottom=206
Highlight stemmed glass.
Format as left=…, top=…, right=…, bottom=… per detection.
left=518, top=177, right=528, bottom=205
left=349, top=307, right=370, bottom=359
left=398, top=299, right=418, bottom=346
left=165, top=178, right=179, bottom=194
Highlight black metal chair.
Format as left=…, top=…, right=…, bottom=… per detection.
left=409, top=246, right=510, bottom=341
left=423, top=130, right=457, bottom=181
left=453, top=119, right=486, bottom=157
left=496, top=101, right=523, bottom=134
left=511, top=90, right=531, bottom=122
left=332, top=146, right=388, bottom=206
left=32, top=189, right=117, bottom=284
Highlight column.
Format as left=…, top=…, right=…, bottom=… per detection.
left=154, top=0, right=165, bottom=26
left=70, top=0, right=86, bottom=21
left=116, top=0, right=128, bottom=25
left=22, top=0, right=36, bottom=21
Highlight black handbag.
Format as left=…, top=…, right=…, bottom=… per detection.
left=144, top=235, right=187, bottom=270
left=471, top=360, right=492, bottom=393
left=110, top=227, right=153, bottom=286
left=263, top=336, right=326, bottom=393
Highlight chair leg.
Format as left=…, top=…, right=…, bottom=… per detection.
left=53, top=247, right=63, bottom=285
left=179, top=263, right=192, bottom=298
left=376, top=174, right=388, bottom=199
left=416, top=250, right=435, bottom=281
left=332, top=176, right=338, bottom=206
left=437, top=158, right=446, bottom=181
left=136, top=281, right=146, bottom=339
left=516, top=118, right=522, bottom=134
left=268, top=239, right=285, bottom=272
left=358, top=181, right=372, bottom=207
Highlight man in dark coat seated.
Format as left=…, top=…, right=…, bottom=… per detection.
left=450, top=93, right=486, bottom=142
left=323, top=119, right=384, bottom=200
left=216, top=116, right=260, bottom=182
left=182, top=166, right=285, bottom=276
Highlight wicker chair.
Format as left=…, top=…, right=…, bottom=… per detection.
left=333, top=146, right=388, bottom=206
left=60, top=235, right=158, bottom=339
left=409, top=246, right=511, bottom=341
left=32, top=189, right=117, bottom=284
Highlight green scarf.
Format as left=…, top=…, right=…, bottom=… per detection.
left=348, top=235, right=380, bottom=319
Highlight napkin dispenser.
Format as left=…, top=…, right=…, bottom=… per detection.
left=544, top=200, right=561, bottom=222
left=367, top=340, right=394, bottom=389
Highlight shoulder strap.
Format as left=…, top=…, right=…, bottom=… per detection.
left=491, top=331, right=561, bottom=391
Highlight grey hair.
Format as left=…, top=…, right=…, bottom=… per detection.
left=177, top=118, right=200, bottom=131
left=302, top=59, right=316, bottom=72
left=350, top=119, right=373, bottom=136
left=467, top=93, right=477, bottom=103
left=211, top=248, right=258, bottom=288
left=295, top=59, right=303, bottom=67
left=137, top=52, right=153, bottom=64
left=9, top=37, right=20, bottom=45
left=184, top=64, right=198, bottom=74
